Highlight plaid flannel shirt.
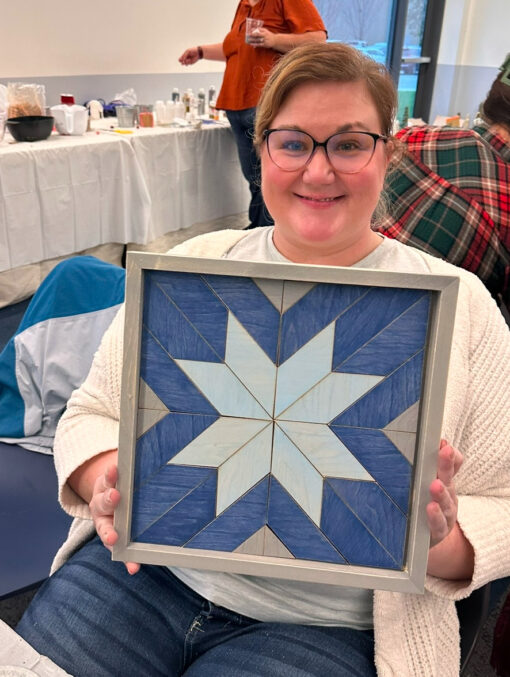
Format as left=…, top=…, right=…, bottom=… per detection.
left=376, top=121, right=510, bottom=307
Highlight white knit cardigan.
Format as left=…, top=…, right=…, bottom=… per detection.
left=53, top=230, right=510, bottom=676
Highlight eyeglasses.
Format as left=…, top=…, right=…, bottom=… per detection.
left=263, top=129, right=387, bottom=174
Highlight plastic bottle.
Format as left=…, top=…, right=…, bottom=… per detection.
left=165, top=100, right=175, bottom=123
left=174, top=101, right=185, bottom=120
left=197, top=88, right=206, bottom=117
left=183, top=88, right=194, bottom=115
left=209, top=99, right=219, bottom=121
left=154, top=100, right=166, bottom=125
left=208, top=85, right=216, bottom=106
left=172, top=88, right=180, bottom=102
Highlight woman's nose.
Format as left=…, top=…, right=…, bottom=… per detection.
left=302, top=147, right=336, bottom=182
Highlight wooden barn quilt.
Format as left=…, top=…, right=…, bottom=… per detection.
left=114, top=253, right=458, bottom=593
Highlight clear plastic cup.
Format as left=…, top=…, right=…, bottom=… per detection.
left=115, top=105, right=136, bottom=128
left=245, top=18, right=264, bottom=44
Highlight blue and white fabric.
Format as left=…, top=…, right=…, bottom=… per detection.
left=0, top=256, right=125, bottom=453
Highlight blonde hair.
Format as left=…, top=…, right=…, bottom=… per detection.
left=254, top=42, right=398, bottom=150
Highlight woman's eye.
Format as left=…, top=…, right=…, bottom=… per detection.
left=334, top=141, right=360, bottom=152
left=282, top=140, right=307, bottom=152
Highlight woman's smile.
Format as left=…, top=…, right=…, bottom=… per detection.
left=295, top=192, right=344, bottom=206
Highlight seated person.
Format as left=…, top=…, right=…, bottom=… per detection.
left=16, top=43, right=510, bottom=676
left=376, top=54, right=510, bottom=314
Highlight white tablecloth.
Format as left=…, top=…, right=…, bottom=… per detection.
left=128, top=123, right=250, bottom=242
left=0, top=122, right=250, bottom=275
left=0, top=132, right=151, bottom=273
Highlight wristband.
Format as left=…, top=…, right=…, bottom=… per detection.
left=197, top=46, right=204, bottom=60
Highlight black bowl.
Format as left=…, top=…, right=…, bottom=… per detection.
left=6, top=115, right=54, bottom=142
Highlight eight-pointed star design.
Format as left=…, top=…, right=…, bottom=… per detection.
left=168, top=313, right=382, bottom=525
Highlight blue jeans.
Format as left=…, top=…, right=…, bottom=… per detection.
left=17, top=537, right=376, bottom=676
left=226, top=108, right=274, bottom=228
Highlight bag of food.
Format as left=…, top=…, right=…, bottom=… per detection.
left=7, top=82, right=46, bottom=118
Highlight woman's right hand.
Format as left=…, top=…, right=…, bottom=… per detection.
left=89, top=464, right=140, bottom=575
left=179, top=47, right=200, bottom=66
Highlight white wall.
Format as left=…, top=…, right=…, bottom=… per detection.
left=430, top=0, right=508, bottom=123
left=0, top=0, right=238, bottom=77
left=439, top=0, right=508, bottom=68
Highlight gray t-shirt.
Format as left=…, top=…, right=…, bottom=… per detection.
left=171, top=226, right=432, bottom=628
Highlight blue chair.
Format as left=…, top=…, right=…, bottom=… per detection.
left=0, top=256, right=126, bottom=601
left=0, top=441, right=72, bottom=599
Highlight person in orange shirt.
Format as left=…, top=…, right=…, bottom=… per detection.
left=179, top=0, right=326, bottom=229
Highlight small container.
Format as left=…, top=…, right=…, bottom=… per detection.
left=208, top=85, right=216, bottom=105
left=60, top=93, right=75, bottom=105
left=115, top=105, right=136, bottom=128
left=139, top=111, right=154, bottom=127
left=172, top=88, right=180, bottom=102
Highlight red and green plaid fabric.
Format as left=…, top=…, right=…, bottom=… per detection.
left=376, top=122, right=510, bottom=307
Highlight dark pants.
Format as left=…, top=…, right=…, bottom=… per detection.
left=17, top=536, right=376, bottom=677
left=226, top=107, right=274, bottom=229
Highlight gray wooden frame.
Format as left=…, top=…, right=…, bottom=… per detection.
left=113, top=252, right=459, bottom=594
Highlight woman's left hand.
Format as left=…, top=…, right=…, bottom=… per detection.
left=251, top=27, right=277, bottom=50
left=427, top=439, right=463, bottom=548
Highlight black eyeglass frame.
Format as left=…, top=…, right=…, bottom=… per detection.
left=262, top=129, right=388, bottom=174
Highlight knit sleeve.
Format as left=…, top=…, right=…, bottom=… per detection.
left=426, top=279, right=510, bottom=598
left=53, top=306, right=125, bottom=518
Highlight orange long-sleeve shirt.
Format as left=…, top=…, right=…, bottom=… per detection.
left=216, top=0, right=326, bottom=111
